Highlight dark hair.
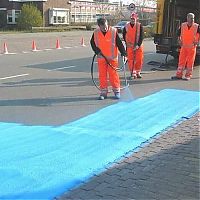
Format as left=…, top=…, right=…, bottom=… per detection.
left=97, top=18, right=107, bottom=26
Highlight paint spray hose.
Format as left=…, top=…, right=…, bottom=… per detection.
left=91, top=53, right=129, bottom=92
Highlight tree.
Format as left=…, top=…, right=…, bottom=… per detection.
left=17, top=3, right=43, bottom=30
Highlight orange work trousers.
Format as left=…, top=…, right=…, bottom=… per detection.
left=98, top=58, right=120, bottom=94
left=127, top=46, right=144, bottom=75
left=176, top=47, right=196, bottom=78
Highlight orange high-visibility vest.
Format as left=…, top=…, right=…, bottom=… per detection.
left=125, top=22, right=141, bottom=48
left=180, top=22, right=199, bottom=48
left=94, top=26, right=118, bottom=60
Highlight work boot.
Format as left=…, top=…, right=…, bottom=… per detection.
left=136, top=73, right=142, bottom=78
left=171, top=76, right=182, bottom=80
left=98, top=94, right=107, bottom=100
left=114, top=92, right=120, bottom=99
left=129, top=75, right=137, bottom=80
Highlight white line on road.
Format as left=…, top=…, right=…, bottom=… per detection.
left=4, top=53, right=17, bottom=55
left=48, top=66, right=77, bottom=71
left=0, top=73, right=29, bottom=80
left=144, top=53, right=155, bottom=55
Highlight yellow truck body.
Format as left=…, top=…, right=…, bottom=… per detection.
left=154, top=0, right=200, bottom=62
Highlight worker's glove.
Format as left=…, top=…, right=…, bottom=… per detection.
left=95, top=47, right=101, bottom=55
left=193, top=41, right=198, bottom=46
left=123, top=56, right=128, bottom=64
left=178, top=40, right=182, bottom=47
left=134, top=45, right=139, bottom=50
left=121, top=52, right=127, bottom=57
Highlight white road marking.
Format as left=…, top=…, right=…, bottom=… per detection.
left=144, top=53, right=155, bottom=55
left=48, top=66, right=77, bottom=71
left=4, top=53, right=17, bottom=55
left=32, top=50, right=42, bottom=52
left=0, top=73, right=29, bottom=80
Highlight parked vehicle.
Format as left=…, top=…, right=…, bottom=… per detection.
left=113, top=21, right=129, bottom=33
left=154, top=0, right=200, bottom=63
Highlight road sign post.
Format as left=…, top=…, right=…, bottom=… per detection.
left=128, top=3, right=136, bottom=11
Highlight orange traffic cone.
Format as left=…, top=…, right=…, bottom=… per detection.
left=81, top=37, right=86, bottom=47
left=32, top=40, right=37, bottom=51
left=56, top=39, right=61, bottom=49
left=3, top=42, right=8, bottom=54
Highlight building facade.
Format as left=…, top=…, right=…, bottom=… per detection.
left=69, top=0, right=120, bottom=23
left=0, top=0, right=70, bottom=27
left=0, top=0, right=121, bottom=27
left=0, top=0, right=155, bottom=27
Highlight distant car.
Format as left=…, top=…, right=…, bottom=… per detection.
left=113, top=21, right=129, bottom=33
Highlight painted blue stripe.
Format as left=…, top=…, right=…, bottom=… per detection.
left=0, top=89, right=199, bottom=199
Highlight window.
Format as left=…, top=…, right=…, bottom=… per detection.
left=54, top=16, right=56, bottom=23
left=57, top=16, right=62, bottom=23
left=62, top=17, right=65, bottom=23
left=7, top=10, right=13, bottom=23
left=7, top=10, right=21, bottom=24
left=49, top=8, right=69, bottom=25
left=15, top=10, right=20, bottom=23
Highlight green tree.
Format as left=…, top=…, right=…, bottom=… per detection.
left=17, top=3, right=43, bottom=30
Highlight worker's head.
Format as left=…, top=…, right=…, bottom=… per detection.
left=187, top=13, right=195, bottom=25
left=130, top=12, right=138, bottom=24
left=97, top=18, right=108, bottom=33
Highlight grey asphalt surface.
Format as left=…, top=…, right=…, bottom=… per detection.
left=0, top=31, right=199, bottom=199
left=0, top=31, right=199, bottom=125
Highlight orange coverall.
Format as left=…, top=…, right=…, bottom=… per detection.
left=93, top=27, right=120, bottom=94
left=125, top=22, right=144, bottom=77
left=176, top=22, right=199, bottom=78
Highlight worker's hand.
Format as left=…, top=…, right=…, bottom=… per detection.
left=178, top=40, right=182, bottom=47
left=121, top=51, right=127, bottom=57
left=123, top=56, right=128, bottom=64
left=95, top=47, right=101, bottom=55
left=134, top=45, right=139, bottom=50
left=97, top=51, right=102, bottom=55
left=193, top=41, right=198, bottom=46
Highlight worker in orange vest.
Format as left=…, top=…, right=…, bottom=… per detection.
left=171, top=13, right=200, bottom=80
left=123, top=12, right=144, bottom=79
left=90, top=18, right=126, bottom=100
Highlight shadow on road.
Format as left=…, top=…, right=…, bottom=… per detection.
left=0, top=95, right=100, bottom=107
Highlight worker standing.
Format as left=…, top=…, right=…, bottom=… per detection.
left=171, top=13, right=200, bottom=80
left=90, top=18, right=126, bottom=100
left=123, top=12, right=144, bottom=79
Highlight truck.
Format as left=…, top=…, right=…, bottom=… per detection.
left=154, top=0, right=200, bottom=63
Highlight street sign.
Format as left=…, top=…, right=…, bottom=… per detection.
left=128, top=3, right=135, bottom=11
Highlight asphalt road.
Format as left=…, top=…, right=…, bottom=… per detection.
left=0, top=31, right=199, bottom=125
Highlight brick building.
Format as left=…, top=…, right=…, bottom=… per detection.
left=0, top=0, right=156, bottom=28
left=0, top=0, right=70, bottom=27
left=0, top=0, right=122, bottom=27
